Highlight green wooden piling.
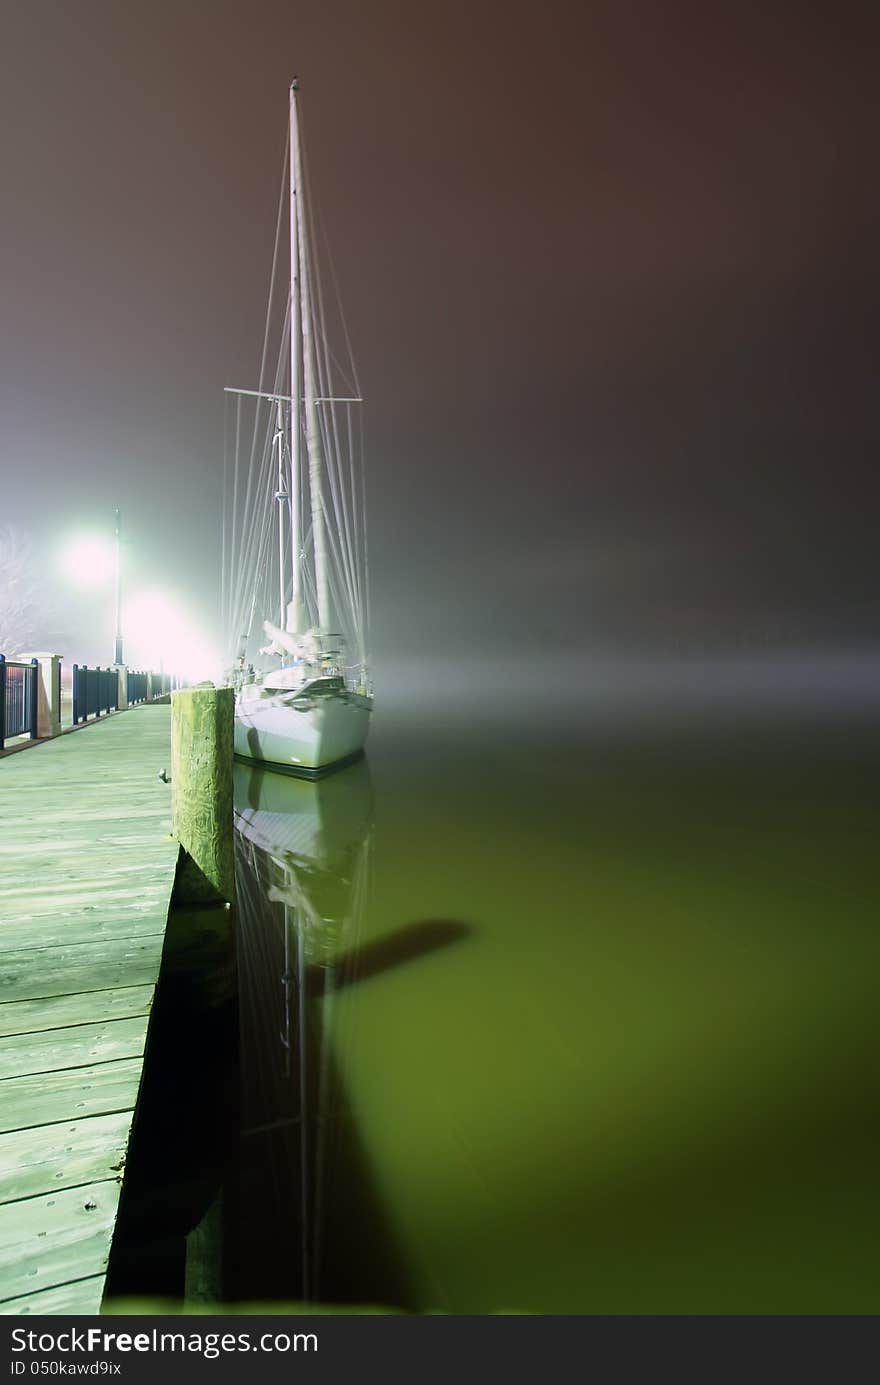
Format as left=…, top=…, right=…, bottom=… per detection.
left=171, top=686, right=235, bottom=905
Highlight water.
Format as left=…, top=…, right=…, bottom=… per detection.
left=227, top=698, right=880, bottom=1313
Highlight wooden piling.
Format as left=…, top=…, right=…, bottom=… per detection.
left=170, top=686, right=235, bottom=905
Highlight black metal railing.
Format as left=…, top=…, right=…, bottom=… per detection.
left=127, top=670, right=149, bottom=705
left=72, top=665, right=119, bottom=725
left=0, top=655, right=39, bottom=749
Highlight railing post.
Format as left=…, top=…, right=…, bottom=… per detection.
left=28, top=659, right=38, bottom=739
left=72, top=663, right=79, bottom=726
left=0, top=654, right=6, bottom=751
left=19, top=653, right=62, bottom=738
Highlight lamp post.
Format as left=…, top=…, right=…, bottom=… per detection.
left=114, top=507, right=124, bottom=667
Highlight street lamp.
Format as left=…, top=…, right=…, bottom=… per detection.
left=62, top=509, right=126, bottom=667
left=114, top=508, right=123, bottom=667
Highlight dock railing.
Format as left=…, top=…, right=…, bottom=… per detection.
left=127, top=669, right=150, bottom=706
left=0, top=651, right=186, bottom=746
left=0, top=654, right=39, bottom=749
left=72, top=664, right=119, bottom=724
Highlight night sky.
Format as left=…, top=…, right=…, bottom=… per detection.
left=0, top=0, right=876, bottom=675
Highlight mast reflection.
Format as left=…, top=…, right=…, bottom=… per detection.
left=232, top=756, right=374, bottom=1303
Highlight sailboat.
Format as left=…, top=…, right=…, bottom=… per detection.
left=224, top=79, right=373, bottom=777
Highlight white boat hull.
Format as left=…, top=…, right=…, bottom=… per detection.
left=234, top=683, right=372, bottom=776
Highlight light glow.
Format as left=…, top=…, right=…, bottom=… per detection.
left=124, top=589, right=221, bottom=684
left=61, top=536, right=115, bottom=588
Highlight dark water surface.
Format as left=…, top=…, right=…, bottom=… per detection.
left=227, top=703, right=880, bottom=1313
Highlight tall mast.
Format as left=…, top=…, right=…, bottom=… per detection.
left=274, top=398, right=287, bottom=629
left=290, top=79, right=331, bottom=633
left=287, top=80, right=303, bottom=635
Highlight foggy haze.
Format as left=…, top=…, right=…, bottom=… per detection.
left=0, top=1, right=876, bottom=683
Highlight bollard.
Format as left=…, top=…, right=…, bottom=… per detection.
left=171, top=685, right=235, bottom=905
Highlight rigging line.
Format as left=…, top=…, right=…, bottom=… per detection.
left=237, top=296, right=291, bottom=605
left=359, top=403, right=372, bottom=665
left=292, top=101, right=334, bottom=634
left=315, top=356, right=360, bottom=632
left=315, top=400, right=360, bottom=631
left=324, top=545, right=356, bottom=659
left=234, top=134, right=289, bottom=611
left=310, top=203, right=368, bottom=660
left=315, top=196, right=362, bottom=398
left=313, top=391, right=356, bottom=620
left=244, top=503, right=276, bottom=652
left=349, top=402, right=367, bottom=653
left=306, top=184, right=361, bottom=633
left=234, top=400, right=268, bottom=623
left=233, top=492, right=272, bottom=655
left=300, top=552, right=318, bottom=628
left=283, top=416, right=299, bottom=620
left=339, top=401, right=361, bottom=641
left=233, top=327, right=291, bottom=631
left=221, top=394, right=228, bottom=635
left=255, top=129, right=290, bottom=432
left=306, top=283, right=362, bottom=641
left=300, top=402, right=355, bottom=642
left=229, top=394, right=242, bottom=653
left=299, top=122, right=359, bottom=400
left=231, top=406, right=274, bottom=643
left=311, top=437, right=354, bottom=629
left=345, top=404, right=366, bottom=662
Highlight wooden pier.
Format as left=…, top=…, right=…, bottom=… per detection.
left=0, top=705, right=179, bottom=1314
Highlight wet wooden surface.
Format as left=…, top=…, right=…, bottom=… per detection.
left=0, top=706, right=178, bottom=1314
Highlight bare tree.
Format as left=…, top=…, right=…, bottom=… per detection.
left=0, top=527, right=55, bottom=656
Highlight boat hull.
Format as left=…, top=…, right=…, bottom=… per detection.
left=234, top=686, right=372, bottom=777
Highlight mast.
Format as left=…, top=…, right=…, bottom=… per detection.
left=287, top=80, right=303, bottom=636
left=290, top=78, right=332, bottom=633
left=274, top=399, right=287, bottom=629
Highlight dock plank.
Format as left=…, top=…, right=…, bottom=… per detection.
left=0, top=1059, right=144, bottom=1133
left=0, top=938, right=168, bottom=1003
left=0, top=907, right=172, bottom=954
left=0, top=986, right=153, bottom=1039
left=0, top=1274, right=104, bottom=1315
left=0, top=1181, right=119, bottom=1304
left=0, top=705, right=179, bottom=1313
left=0, top=1016, right=150, bottom=1080
left=0, top=1112, right=132, bottom=1203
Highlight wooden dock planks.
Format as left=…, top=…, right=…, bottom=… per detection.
left=0, top=706, right=179, bottom=1314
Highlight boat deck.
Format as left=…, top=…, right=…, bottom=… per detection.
left=0, top=705, right=178, bottom=1314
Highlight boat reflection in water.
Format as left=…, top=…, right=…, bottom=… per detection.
left=231, top=755, right=375, bottom=1305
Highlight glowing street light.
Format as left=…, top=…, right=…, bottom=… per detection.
left=113, top=508, right=123, bottom=666
left=124, top=589, right=220, bottom=684
left=61, top=508, right=125, bottom=666
left=62, top=535, right=115, bottom=587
